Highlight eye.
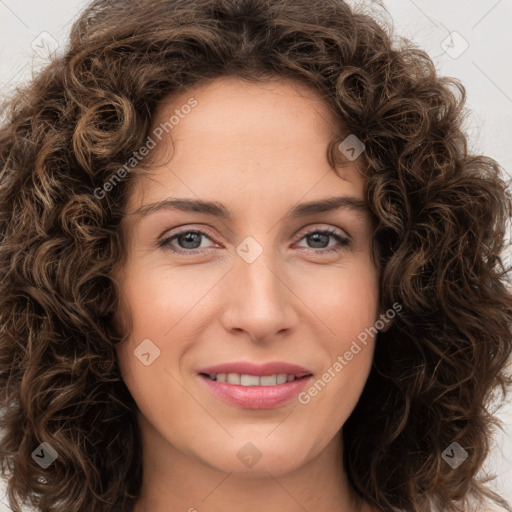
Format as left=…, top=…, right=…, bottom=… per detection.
left=158, top=226, right=350, bottom=255
left=158, top=229, right=217, bottom=254
left=294, top=227, right=350, bottom=254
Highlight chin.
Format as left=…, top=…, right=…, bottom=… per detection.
left=194, top=435, right=311, bottom=477
left=209, top=453, right=306, bottom=478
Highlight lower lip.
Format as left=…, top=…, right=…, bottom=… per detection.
left=198, top=374, right=313, bottom=409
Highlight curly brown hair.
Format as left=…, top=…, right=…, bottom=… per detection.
left=1, top=0, right=511, bottom=511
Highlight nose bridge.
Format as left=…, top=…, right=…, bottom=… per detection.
left=235, top=234, right=286, bottom=308
left=221, top=233, right=295, bottom=339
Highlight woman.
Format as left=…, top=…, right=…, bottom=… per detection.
left=1, top=0, right=511, bottom=511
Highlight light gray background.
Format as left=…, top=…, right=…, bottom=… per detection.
left=1, top=0, right=511, bottom=510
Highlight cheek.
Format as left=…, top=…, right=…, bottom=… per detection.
left=303, top=256, right=380, bottom=339
left=113, top=264, right=204, bottom=401
left=295, top=258, right=379, bottom=415
left=115, top=263, right=193, bottom=340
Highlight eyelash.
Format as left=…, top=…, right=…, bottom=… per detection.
left=158, top=226, right=350, bottom=255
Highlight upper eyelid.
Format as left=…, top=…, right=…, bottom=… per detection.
left=160, top=223, right=350, bottom=245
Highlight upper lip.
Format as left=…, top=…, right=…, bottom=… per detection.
left=198, top=361, right=313, bottom=378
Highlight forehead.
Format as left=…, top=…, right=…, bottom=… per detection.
left=124, top=76, right=365, bottom=214
left=154, top=76, right=342, bottom=144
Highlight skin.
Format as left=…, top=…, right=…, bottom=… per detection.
left=113, top=76, right=388, bottom=512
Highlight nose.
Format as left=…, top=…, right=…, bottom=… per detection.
left=220, top=241, right=298, bottom=343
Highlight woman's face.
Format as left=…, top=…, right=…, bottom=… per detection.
left=114, top=76, right=385, bottom=477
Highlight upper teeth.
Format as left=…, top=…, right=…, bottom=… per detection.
left=208, top=373, right=296, bottom=386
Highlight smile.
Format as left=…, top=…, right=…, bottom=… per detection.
left=198, top=373, right=313, bottom=409
left=202, top=372, right=302, bottom=386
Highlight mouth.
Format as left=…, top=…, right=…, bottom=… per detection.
left=199, top=372, right=312, bottom=386
left=197, top=370, right=314, bottom=409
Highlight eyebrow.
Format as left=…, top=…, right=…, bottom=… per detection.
left=128, top=195, right=368, bottom=219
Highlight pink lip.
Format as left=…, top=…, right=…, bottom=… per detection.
left=198, top=374, right=313, bottom=409
left=196, top=361, right=314, bottom=409
left=198, top=361, right=312, bottom=377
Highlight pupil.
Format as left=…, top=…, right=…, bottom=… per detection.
left=309, top=233, right=328, bottom=248
left=180, top=232, right=201, bottom=249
